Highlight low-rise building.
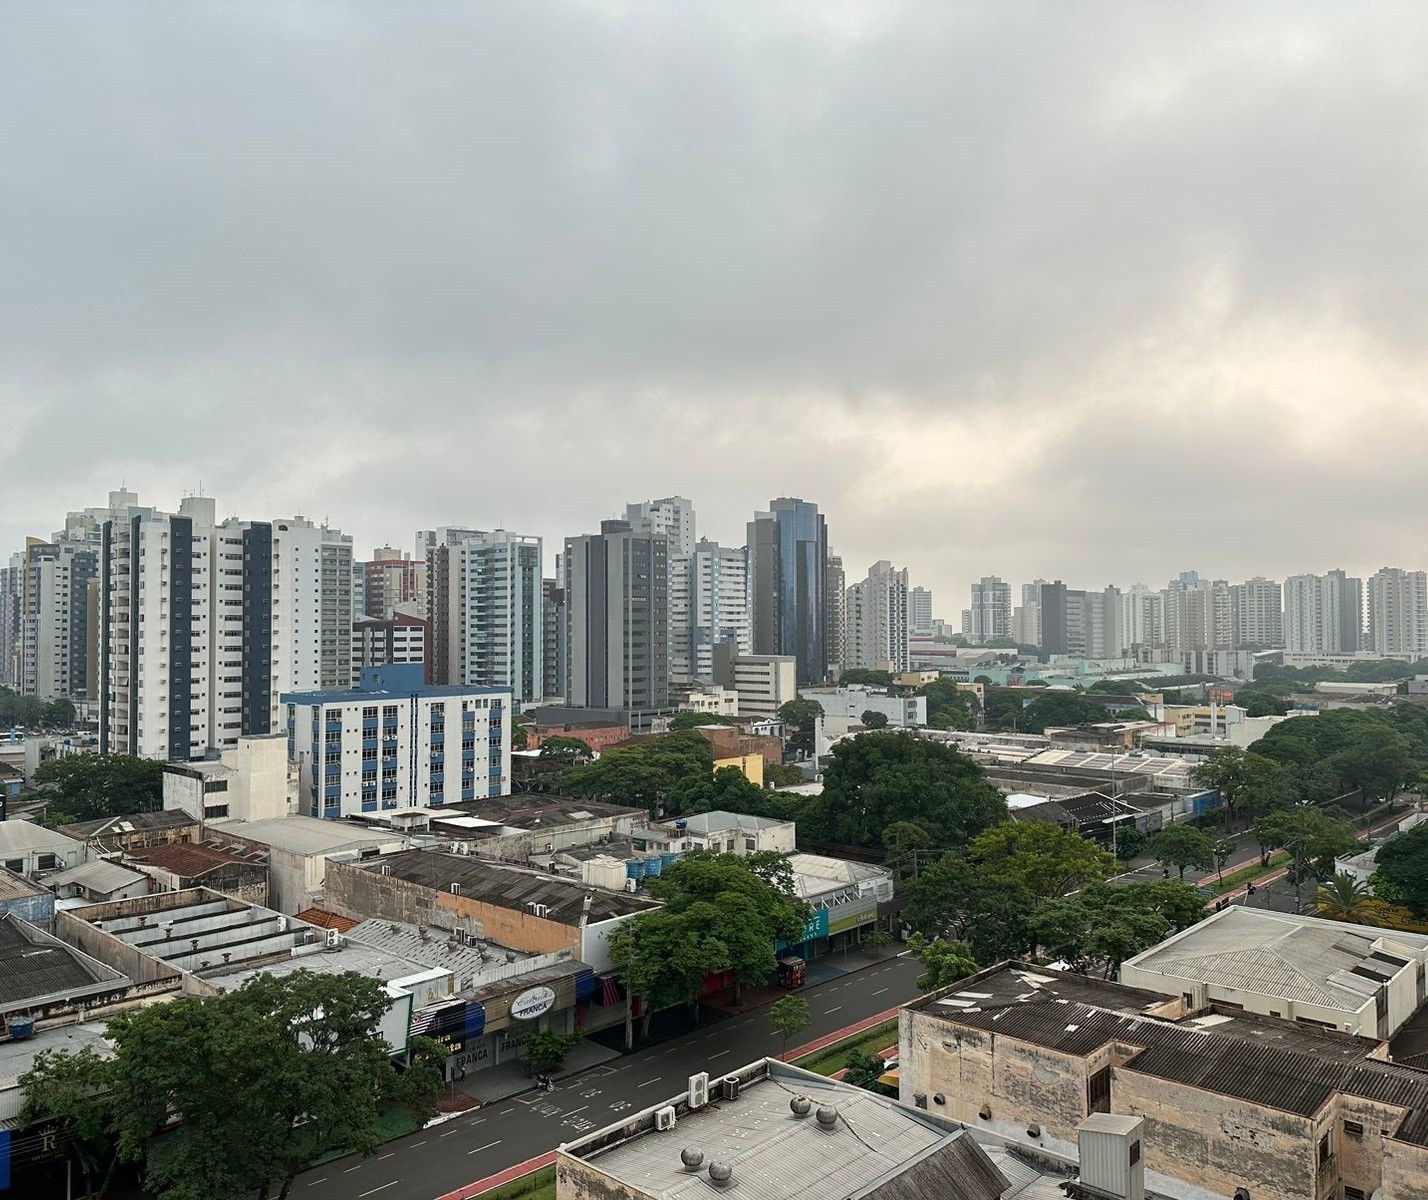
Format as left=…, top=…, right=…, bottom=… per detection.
left=802, top=685, right=927, bottom=729
left=55, top=808, right=200, bottom=856
left=1119, top=906, right=1428, bottom=1039
left=658, top=811, right=796, bottom=857
left=557, top=1058, right=1011, bottom=1200
left=162, top=733, right=295, bottom=824
left=0, top=818, right=88, bottom=876
left=0, top=866, right=54, bottom=924
left=784, top=852, right=895, bottom=957
left=678, top=687, right=739, bottom=716
left=900, top=961, right=1428, bottom=1200
left=284, top=663, right=513, bottom=820
left=127, top=840, right=270, bottom=907
left=46, top=859, right=150, bottom=905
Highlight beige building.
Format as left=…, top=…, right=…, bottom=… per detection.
left=900, top=962, right=1428, bottom=1200
left=162, top=732, right=295, bottom=824
left=710, top=645, right=797, bottom=718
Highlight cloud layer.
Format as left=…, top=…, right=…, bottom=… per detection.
left=3, top=2, right=1427, bottom=610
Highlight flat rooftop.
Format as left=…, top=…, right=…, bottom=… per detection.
left=675, top=811, right=790, bottom=834
left=211, top=815, right=404, bottom=854
left=1122, top=906, right=1428, bottom=1013
left=59, top=809, right=199, bottom=840
left=565, top=1059, right=1008, bottom=1200
left=363, top=849, right=663, bottom=923
left=912, top=963, right=1428, bottom=1142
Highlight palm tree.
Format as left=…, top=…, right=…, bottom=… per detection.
left=1316, top=872, right=1377, bottom=925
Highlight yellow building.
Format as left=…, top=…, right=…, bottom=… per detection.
left=713, top=753, right=763, bottom=786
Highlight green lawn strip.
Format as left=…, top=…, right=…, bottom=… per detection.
left=1205, top=852, right=1291, bottom=895
left=473, top=1165, right=557, bottom=1200
left=793, top=1019, right=899, bottom=1077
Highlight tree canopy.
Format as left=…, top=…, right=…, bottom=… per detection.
left=1031, top=881, right=1206, bottom=977
left=668, top=711, right=743, bottom=731
left=1148, top=825, right=1215, bottom=880
left=860, top=710, right=889, bottom=729
left=1374, top=824, right=1428, bottom=916
left=607, top=851, right=810, bottom=1026
left=839, top=669, right=894, bottom=687
left=981, top=688, right=1107, bottom=734
left=21, top=970, right=442, bottom=1200
left=0, top=688, right=76, bottom=730
left=34, top=754, right=164, bottom=825
left=1187, top=746, right=1294, bottom=824
left=917, top=679, right=980, bottom=731
left=906, top=933, right=977, bottom=992
left=801, top=732, right=1006, bottom=852
left=559, top=730, right=713, bottom=815
left=778, top=699, right=824, bottom=756
left=968, top=821, right=1117, bottom=902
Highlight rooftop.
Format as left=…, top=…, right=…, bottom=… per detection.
left=211, top=815, right=404, bottom=855
left=129, top=840, right=267, bottom=877
left=0, top=914, right=128, bottom=1010
left=59, top=809, right=199, bottom=840
left=1121, top=906, right=1428, bottom=1013
left=675, top=811, right=791, bottom=834
left=0, top=819, right=78, bottom=854
left=0, top=1018, right=112, bottom=1099
left=345, top=916, right=535, bottom=985
left=0, top=867, right=47, bottom=903
left=361, top=849, right=662, bottom=923
left=45, top=859, right=148, bottom=895
left=787, top=852, right=894, bottom=902
left=912, top=963, right=1428, bottom=1142
left=565, top=1059, right=1008, bottom=1200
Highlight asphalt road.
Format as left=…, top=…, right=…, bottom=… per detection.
left=298, top=954, right=925, bottom=1200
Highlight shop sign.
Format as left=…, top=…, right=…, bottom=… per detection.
left=510, top=985, right=557, bottom=1021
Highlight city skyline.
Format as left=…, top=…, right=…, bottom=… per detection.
left=6, top=5, right=1428, bottom=610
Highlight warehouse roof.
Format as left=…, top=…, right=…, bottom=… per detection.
left=1122, top=907, right=1428, bottom=1014
left=59, top=809, right=198, bottom=839
left=0, top=914, right=126, bottom=1008
left=364, top=849, right=662, bottom=923
left=0, top=819, right=76, bottom=854
left=46, top=859, right=148, bottom=895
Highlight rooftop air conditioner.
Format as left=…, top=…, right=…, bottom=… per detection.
left=688, top=1072, right=709, bottom=1109
left=655, top=1106, right=677, bottom=1131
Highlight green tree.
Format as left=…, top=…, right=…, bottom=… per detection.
left=860, top=710, right=889, bottom=730
left=918, top=679, right=979, bottom=731
left=969, top=821, right=1117, bottom=902
left=906, top=933, right=977, bottom=991
left=764, top=762, right=806, bottom=788
left=1148, top=825, right=1214, bottom=880
left=882, top=820, right=935, bottom=882
left=668, top=711, right=743, bottom=731
left=34, top=754, right=164, bottom=825
left=25, top=970, right=437, bottom=1200
left=525, top=1028, right=582, bottom=1072
left=842, top=1050, right=895, bottom=1095
left=1316, top=873, right=1377, bottom=924
left=510, top=722, right=530, bottom=751
left=899, top=852, right=1034, bottom=964
left=19, top=1045, right=123, bottom=1200
left=538, top=735, right=592, bottom=760
left=1112, top=826, right=1148, bottom=863
left=1188, top=746, right=1293, bottom=825
left=1329, top=732, right=1417, bottom=806
left=560, top=730, right=714, bottom=815
left=768, top=994, right=811, bottom=1057
left=1211, top=836, right=1236, bottom=883
left=778, top=699, right=824, bottom=756
left=1031, top=882, right=1203, bottom=976
left=1374, top=824, right=1428, bottom=916
left=804, top=732, right=1006, bottom=852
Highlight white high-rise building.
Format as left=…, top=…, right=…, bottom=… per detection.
left=426, top=531, right=543, bottom=705
left=826, top=555, right=847, bottom=677
left=845, top=561, right=910, bottom=673
left=18, top=540, right=98, bottom=700
left=1013, top=580, right=1046, bottom=648
left=1231, top=577, right=1284, bottom=648
left=1368, top=568, right=1428, bottom=657
left=968, top=576, right=1011, bottom=643
left=1284, top=570, right=1363, bottom=654
left=100, top=498, right=353, bottom=762
left=1120, top=584, right=1163, bottom=652
left=626, top=497, right=695, bottom=684
left=907, top=587, right=934, bottom=638
left=688, top=539, right=750, bottom=683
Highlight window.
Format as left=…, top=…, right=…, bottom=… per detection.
left=1128, top=1140, right=1140, bottom=1166
left=37, top=853, right=58, bottom=870
left=4, top=859, right=21, bottom=872
left=1086, top=1066, right=1111, bottom=1115
left=1344, top=1120, right=1364, bottom=1138
left=1318, top=1131, right=1333, bottom=1165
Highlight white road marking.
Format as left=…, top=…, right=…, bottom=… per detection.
left=410, top=1141, right=426, bottom=1148
left=358, top=1183, right=397, bottom=1197
left=709, top=1049, right=731, bottom=1059
left=343, top=1165, right=364, bottom=1173
left=872, top=988, right=888, bottom=996
left=468, top=1140, right=502, bottom=1155
left=306, top=1179, right=327, bottom=1186
left=824, top=1006, right=842, bottom=1014
left=439, top=1128, right=461, bottom=1138
left=564, top=1105, right=589, bottom=1117
left=378, top=1152, right=395, bottom=1160
left=637, top=1077, right=664, bottom=1088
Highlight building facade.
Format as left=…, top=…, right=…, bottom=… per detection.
left=564, top=521, right=669, bottom=710
left=363, top=548, right=426, bottom=620
left=748, top=498, right=829, bottom=686
left=687, top=539, right=750, bottom=683
left=1231, top=576, right=1284, bottom=648
left=626, top=497, right=696, bottom=685
left=967, top=576, right=1010, bottom=644
left=284, top=663, right=512, bottom=819
left=844, top=560, right=910, bottom=673
left=1368, top=568, right=1428, bottom=658
left=352, top=613, right=428, bottom=682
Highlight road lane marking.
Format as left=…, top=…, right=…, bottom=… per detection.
left=306, top=1179, right=327, bottom=1186
left=358, top=1183, right=396, bottom=1197
left=637, top=1077, right=664, bottom=1087
left=410, top=1141, right=426, bottom=1148
left=872, top=988, right=888, bottom=996
left=709, top=1049, right=731, bottom=1059
left=343, top=1165, right=364, bottom=1173
left=471, top=1117, right=486, bottom=1124
left=439, top=1127, right=461, bottom=1137
left=469, top=1140, right=503, bottom=1155
left=564, top=1105, right=589, bottom=1117
left=824, top=1006, right=842, bottom=1014
left=378, top=1152, right=395, bottom=1160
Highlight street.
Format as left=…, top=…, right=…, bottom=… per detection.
left=296, top=954, right=925, bottom=1200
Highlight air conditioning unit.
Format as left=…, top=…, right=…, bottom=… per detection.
left=450, top=883, right=462, bottom=895
left=655, top=1106, right=677, bottom=1131
left=325, top=928, right=343, bottom=948
left=721, top=1076, right=740, bottom=1102
left=688, top=1072, right=709, bottom=1109
left=625, top=878, right=638, bottom=893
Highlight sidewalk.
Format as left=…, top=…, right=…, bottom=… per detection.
left=450, top=1036, right=623, bottom=1106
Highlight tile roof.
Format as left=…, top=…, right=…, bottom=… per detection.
left=59, top=809, right=199, bottom=839
left=130, top=841, right=265, bottom=877
left=293, top=906, right=359, bottom=933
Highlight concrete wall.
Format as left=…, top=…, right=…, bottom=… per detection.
left=0, top=884, right=54, bottom=925
left=324, top=859, right=582, bottom=958
left=54, top=908, right=186, bottom=988
left=558, top=1154, right=653, bottom=1200
left=471, top=814, right=638, bottom=863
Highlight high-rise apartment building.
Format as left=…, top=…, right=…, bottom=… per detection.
left=968, top=576, right=1011, bottom=644
left=907, top=586, right=934, bottom=638
left=688, top=539, right=750, bottom=683
left=748, top=498, right=829, bottom=686
left=826, top=554, right=846, bottom=678
left=1368, top=568, right=1428, bottom=657
left=1120, top=584, right=1163, bottom=652
left=626, top=497, right=695, bottom=684
left=426, top=531, right=543, bottom=704
left=1013, top=580, right=1046, bottom=648
left=100, top=498, right=353, bottom=761
left=363, top=548, right=426, bottom=620
left=1164, top=578, right=1234, bottom=653
left=1231, top=577, right=1284, bottom=648
left=0, top=557, right=21, bottom=689
left=541, top=576, right=567, bottom=702
left=845, top=561, right=910, bottom=673
left=1285, top=571, right=1363, bottom=654
left=1038, top=581, right=1069, bottom=655
left=19, top=539, right=97, bottom=700
left=564, top=520, right=669, bottom=709
left=352, top=613, right=428, bottom=683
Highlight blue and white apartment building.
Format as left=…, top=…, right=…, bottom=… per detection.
left=284, top=664, right=512, bottom=820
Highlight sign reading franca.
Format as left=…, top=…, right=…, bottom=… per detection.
left=510, top=985, right=557, bottom=1021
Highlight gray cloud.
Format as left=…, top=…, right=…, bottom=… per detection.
left=3, top=1, right=1428, bottom=609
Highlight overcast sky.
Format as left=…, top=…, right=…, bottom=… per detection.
left=4, top=2, right=1427, bottom=615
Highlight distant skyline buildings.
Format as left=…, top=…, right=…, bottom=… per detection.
left=748, top=498, right=829, bottom=686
